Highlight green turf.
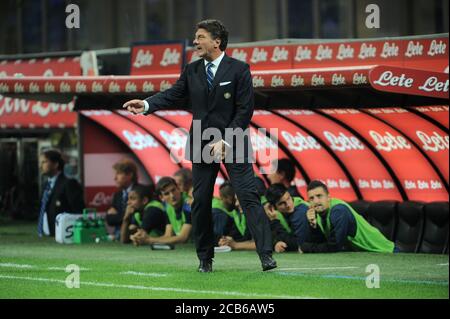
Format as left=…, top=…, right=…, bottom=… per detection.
left=0, top=221, right=448, bottom=299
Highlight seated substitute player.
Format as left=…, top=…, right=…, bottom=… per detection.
left=131, top=177, right=192, bottom=246
left=212, top=181, right=235, bottom=243
left=120, top=184, right=166, bottom=244
left=268, top=158, right=302, bottom=198
left=173, top=168, right=193, bottom=205
left=218, top=195, right=256, bottom=251
left=264, top=183, right=311, bottom=252
left=300, top=180, right=397, bottom=253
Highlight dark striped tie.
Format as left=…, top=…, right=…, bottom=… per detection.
left=121, top=190, right=128, bottom=215
left=37, top=181, right=52, bottom=236
left=206, top=62, right=214, bottom=91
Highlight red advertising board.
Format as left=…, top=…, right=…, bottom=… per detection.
left=252, top=110, right=357, bottom=201
left=249, top=123, right=307, bottom=197
left=369, top=65, right=449, bottom=99
left=412, top=105, right=449, bottom=129
left=130, top=42, right=184, bottom=75
left=81, top=116, right=153, bottom=212
left=365, top=107, right=449, bottom=184
left=292, top=40, right=404, bottom=69
left=0, top=75, right=177, bottom=95
left=0, top=56, right=81, bottom=76
left=187, top=36, right=448, bottom=75
left=275, top=109, right=402, bottom=201
left=118, top=110, right=192, bottom=168
left=226, top=45, right=294, bottom=70
left=401, top=37, right=449, bottom=72
left=322, top=108, right=448, bottom=202
left=0, top=55, right=81, bottom=128
left=0, top=95, right=77, bottom=129
left=80, top=110, right=181, bottom=182
left=185, top=48, right=201, bottom=64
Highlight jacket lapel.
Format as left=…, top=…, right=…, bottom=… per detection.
left=49, top=174, right=64, bottom=205
left=210, top=54, right=232, bottom=93
left=195, top=60, right=209, bottom=98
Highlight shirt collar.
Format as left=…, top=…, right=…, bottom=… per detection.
left=124, top=184, right=134, bottom=194
left=47, top=172, right=61, bottom=189
left=204, top=51, right=225, bottom=68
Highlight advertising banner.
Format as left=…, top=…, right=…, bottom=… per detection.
left=275, top=109, right=402, bottom=200
left=252, top=110, right=357, bottom=201
left=322, top=108, right=448, bottom=202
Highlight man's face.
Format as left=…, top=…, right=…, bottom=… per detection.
left=275, top=191, right=294, bottom=214
left=39, top=155, right=58, bottom=176
left=221, top=194, right=236, bottom=212
left=127, top=191, right=147, bottom=212
left=114, top=171, right=133, bottom=189
left=193, top=28, right=220, bottom=60
left=159, top=183, right=182, bottom=208
left=173, top=175, right=186, bottom=193
left=307, top=187, right=330, bottom=213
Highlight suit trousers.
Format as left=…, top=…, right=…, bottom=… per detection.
left=191, top=162, right=273, bottom=260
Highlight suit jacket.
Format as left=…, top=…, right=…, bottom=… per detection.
left=43, top=174, right=85, bottom=236
left=145, top=54, right=254, bottom=163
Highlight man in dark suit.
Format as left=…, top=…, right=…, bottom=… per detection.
left=37, top=150, right=84, bottom=237
left=123, top=19, right=276, bottom=272
left=105, top=158, right=141, bottom=240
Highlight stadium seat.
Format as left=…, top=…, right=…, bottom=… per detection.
left=367, top=201, right=398, bottom=241
left=419, top=202, right=449, bottom=254
left=349, top=200, right=371, bottom=220
left=395, top=201, right=425, bottom=253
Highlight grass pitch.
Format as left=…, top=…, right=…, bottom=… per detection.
left=0, top=221, right=448, bottom=299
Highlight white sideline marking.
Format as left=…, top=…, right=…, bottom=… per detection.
left=47, top=267, right=90, bottom=271
left=120, top=271, right=168, bottom=277
left=437, top=263, right=449, bottom=266
left=0, top=263, right=91, bottom=271
left=277, top=266, right=359, bottom=271
left=0, top=263, right=34, bottom=269
left=0, top=274, right=317, bottom=299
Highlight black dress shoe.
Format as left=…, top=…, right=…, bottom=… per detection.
left=260, top=254, right=277, bottom=271
left=198, top=259, right=213, bottom=273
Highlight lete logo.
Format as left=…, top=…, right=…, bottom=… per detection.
left=281, top=131, right=321, bottom=152
left=89, top=192, right=113, bottom=207
left=160, top=48, right=181, bottom=67
left=416, top=131, right=449, bottom=152
left=159, top=129, right=187, bottom=151
left=323, top=131, right=364, bottom=152
left=369, top=131, right=411, bottom=151
left=122, top=130, right=159, bottom=150
left=372, top=69, right=449, bottom=95
left=133, top=49, right=154, bottom=68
